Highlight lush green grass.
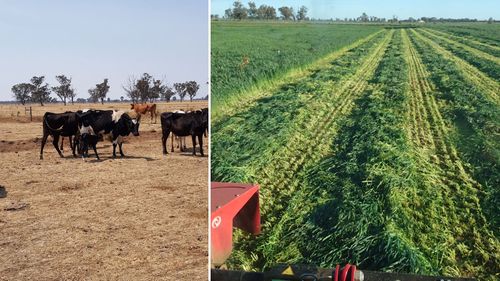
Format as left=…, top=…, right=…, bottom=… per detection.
left=427, top=23, right=500, bottom=46
left=212, top=22, right=500, bottom=280
left=211, top=21, right=383, bottom=111
left=212, top=31, right=386, bottom=184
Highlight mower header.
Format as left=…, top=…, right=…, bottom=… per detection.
left=211, top=182, right=261, bottom=266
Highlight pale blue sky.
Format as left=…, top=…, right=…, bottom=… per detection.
left=211, top=0, right=500, bottom=20
left=0, top=0, right=208, bottom=101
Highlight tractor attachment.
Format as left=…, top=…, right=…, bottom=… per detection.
left=210, top=182, right=476, bottom=281
left=211, top=182, right=260, bottom=266
left=212, top=264, right=476, bottom=281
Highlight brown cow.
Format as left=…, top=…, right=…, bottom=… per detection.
left=130, top=103, right=157, bottom=123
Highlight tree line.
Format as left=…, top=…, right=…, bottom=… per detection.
left=330, top=14, right=495, bottom=23
left=214, top=1, right=308, bottom=21
left=11, top=74, right=201, bottom=106
left=122, top=73, right=200, bottom=104
left=214, top=5, right=495, bottom=23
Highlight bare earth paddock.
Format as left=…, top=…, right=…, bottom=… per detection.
left=0, top=101, right=208, bottom=280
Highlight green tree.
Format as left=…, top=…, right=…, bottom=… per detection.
left=30, top=76, right=51, bottom=106
left=248, top=1, right=257, bottom=19
left=359, top=12, right=369, bottom=22
left=278, top=6, right=294, bottom=20
left=11, top=83, right=34, bottom=105
left=174, top=82, right=187, bottom=102
left=88, top=88, right=98, bottom=103
left=136, top=73, right=152, bottom=103
left=89, top=78, right=110, bottom=104
left=296, top=6, right=308, bottom=21
left=257, top=5, right=276, bottom=19
left=232, top=1, right=247, bottom=20
left=51, top=75, right=73, bottom=105
left=224, top=8, right=233, bottom=19
left=185, top=81, right=200, bottom=102
left=149, top=79, right=163, bottom=102
left=162, top=86, right=175, bottom=102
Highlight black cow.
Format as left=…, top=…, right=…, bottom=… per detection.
left=40, top=112, right=79, bottom=160
left=201, top=108, right=208, bottom=137
left=161, top=109, right=208, bottom=156
left=78, top=117, right=100, bottom=159
left=77, top=110, right=140, bottom=158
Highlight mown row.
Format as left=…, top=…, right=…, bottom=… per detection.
left=428, top=23, right=500, bottom=47
left=423, top=28, right=500, bottom=58
left=415, top=28, right=499, bottom=81
left=408, top=29, right=500, bottom=237
left=212, top=30, right=388, bottom=184
left=212, top=24, right=499, bottom=280
left=214, top=28, right=393, bottom=268
left=411, top=28, right=499, bottom=105
left=211, top=22, right=383, bottom=112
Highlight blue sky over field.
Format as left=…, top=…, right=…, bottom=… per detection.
left=211, top=0, right=500, bottom=20
left=0, top=0, right=209, bottom=101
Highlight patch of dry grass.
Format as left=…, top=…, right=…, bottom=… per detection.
left=0, top=110, right=208, bottom=280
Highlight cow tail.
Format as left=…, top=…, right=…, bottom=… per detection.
left=44, top=116, right=65, bottom=132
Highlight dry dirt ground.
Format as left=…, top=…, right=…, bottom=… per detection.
left=0, top=102, right=208, bottom=280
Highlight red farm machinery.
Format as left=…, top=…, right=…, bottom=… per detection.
left=210, top=182, right=476, bottom=281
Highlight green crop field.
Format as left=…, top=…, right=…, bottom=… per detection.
left=211, top=21, right=383, bottom=117
left=211, top=22, right=500, bottom=280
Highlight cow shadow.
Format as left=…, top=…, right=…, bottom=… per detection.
left=85, top=155, right=157, bottom=163
left=173, top=147, right=208, bottom=157
left=179, top=153, right=208, bottom=158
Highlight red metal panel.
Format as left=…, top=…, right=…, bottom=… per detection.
left=211, top=182, right=261, bottom=266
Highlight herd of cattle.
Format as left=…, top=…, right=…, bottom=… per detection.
left=39, top=104, right=208, bottom=160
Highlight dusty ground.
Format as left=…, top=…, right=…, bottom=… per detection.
left=0, top=102, right=208, bottom=280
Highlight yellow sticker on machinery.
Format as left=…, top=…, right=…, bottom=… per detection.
left=281, top=266, right=294, bottom=276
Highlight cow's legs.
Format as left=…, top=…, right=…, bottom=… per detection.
left=81, top=135, right=88, bottom=158
left=191, top=134, right=197, bottom=156
left=198, top=134, right=204, bottom=157
left=112, top=143, right=117, bottom=158
left=40, top=132, right=49, bottom=160
left=60, top=137, right=64, bottom=151
left=182, top=137, right=187, bottom=150
left=52, top=135, right=64, bottom=158
left=118, top=143, right=124, bottom=157
left=92, top=144, right=99, bottom=160
left=69, top=136, right=76, bottom=157
left=171, top=133, right=175, bottom=152
left=162, top=132, right=169, bottom=155
left=73, top=135, right=79, bottom=155
left=73, top=135, right=80, bottom=157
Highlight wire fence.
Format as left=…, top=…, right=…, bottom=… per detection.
left=0, top=100, right=208, bottom=120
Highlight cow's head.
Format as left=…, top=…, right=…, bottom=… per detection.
left=120, top=113, right=140, bottom=136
